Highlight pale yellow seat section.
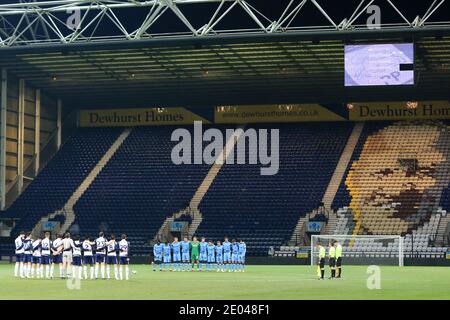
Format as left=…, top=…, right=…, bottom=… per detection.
left=340, top=121, right=450, bottom=237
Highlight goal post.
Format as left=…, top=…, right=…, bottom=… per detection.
left=311, top=235, right=404, bottom=267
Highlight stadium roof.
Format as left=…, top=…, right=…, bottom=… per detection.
left=0, top=0, right=450, bottom=108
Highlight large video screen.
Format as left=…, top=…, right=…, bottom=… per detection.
left=345, top=43, right=414, bottom=87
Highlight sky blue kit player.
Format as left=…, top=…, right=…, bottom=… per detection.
left=181, top=239, right=191, bottom=271
left=206, top=242, right=216, bottom=271
left=231, top=240, right=239, bottom=271
left=199, top=238, right=208, bottom=270
left=222, top=238, right=232, bottom=270
left=215, top=241, right=224, bottom=272
left=238, top=240, right=247, bottom=272
left=172, top=238, right=181, bottom=271
left=153, top=241, right=163, bottom=271
left=163, top=242, right=172, bottom=271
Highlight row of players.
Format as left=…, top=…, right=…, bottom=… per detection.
left=152, top=236, right=246, bottom=272
left=14, top=231, right=130, bottom=280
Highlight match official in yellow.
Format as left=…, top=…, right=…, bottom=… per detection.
left=328, top=241, right=336, bottom=279
left=335, top=240, right=343, bottom=278
left=316, top=243, right=325, bottom=280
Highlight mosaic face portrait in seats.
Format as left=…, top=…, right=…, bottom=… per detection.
left=346, top=122, right=450, bottom=235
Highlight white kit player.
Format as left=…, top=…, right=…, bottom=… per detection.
left=71, top=235, right=83, bottom=280
left=22, top=232, right=33, bottom=278
left=82, top=236, right=95, bottom=280
left=31, top=236, right=43, bottom=278
left=51, top=234, right=64, bottom=279
left=106, top=234, right=119, bottom=280
left=118, top=234, right=130, bottom=280
left=95, top=232, right=107, bottom=279
left=14, top=231, right=25, bottom=278
left=61, top=232, right=75, bottom=279
left=40, top=232, right=52, bottom=278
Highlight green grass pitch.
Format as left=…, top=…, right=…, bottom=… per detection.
left=1, top=264, right=450, bottom=300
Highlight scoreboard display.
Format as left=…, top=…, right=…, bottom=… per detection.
left=345, top=43, right=414, bottom=87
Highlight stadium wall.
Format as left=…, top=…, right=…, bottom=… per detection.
left=0, top=69, right=69, bottom=210
left=122, top=256, right=450, bottom=266
left=77, top=101, right=450, bottom=128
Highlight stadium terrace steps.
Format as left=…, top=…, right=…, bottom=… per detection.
left=196, top=123, right=354, bottom=256
left=189, top=125, right=246, bottom=209
left=435, top=209, right=450, bottom=245
left=187, top=126, right=245, bottom=237
left=7, top=128, right=124, bottom=237
left=289, top=216, right=309, bottom=245
left=321, top=212, right=338, bottom=235
left=60, top=128, right=132, bottom=235
left=31, top=128, right=132, bottom=237
left=290, top=122, right=364, bottom=242
left=154, top=216, right=175, bottom=242
left=321, top=122, right=365, bottom=209
left=72, top=126, right=213, bottom=255
left=188, top=215, right=203, bottom=239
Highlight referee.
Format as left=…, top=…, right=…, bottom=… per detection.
left=335, top=240, right=343, bottom=278
left=317, top=243, right=325, bottom=280
left=328, top=241, right=336, bottom=279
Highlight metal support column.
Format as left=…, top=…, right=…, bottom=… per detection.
left=17, top=79, right=25, bottom=193
left=34, top=89, right=41, bottom=175
left=56, top=99, right=62, bottom=149
left=0, top=68, right=7, bottom=210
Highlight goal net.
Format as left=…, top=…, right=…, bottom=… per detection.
left=311, top=235, right=404, bottom=266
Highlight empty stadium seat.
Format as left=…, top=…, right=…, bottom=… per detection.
left=196, top=123, right=354, bottom=256
left=71, top=126, right=212, bottom=255
left=332, top=121, right=450, bottom=255
left=6, top=128, right=123, bottom=237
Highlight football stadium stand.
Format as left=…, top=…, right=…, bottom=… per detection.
left=196, top=123, right=354, bottom=256
left=72, top=126, right=212, bottom=255
left=6, top=128, right=123, bottom=236
left=2, top=120, right=450, bottom=259
left=330, top=121, right=450, bottom=258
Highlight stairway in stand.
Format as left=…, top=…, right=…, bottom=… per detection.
left=289, top=122, right=365, bottom=242
left=321, top=122, right=364, bottom=209
left=289, top=216, right=309, bottom=246
left=435, top=210, right=450, bottom=246
left=31, top=128, right=132, bottom=237
left=154, top=126, right=245, bottom=241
